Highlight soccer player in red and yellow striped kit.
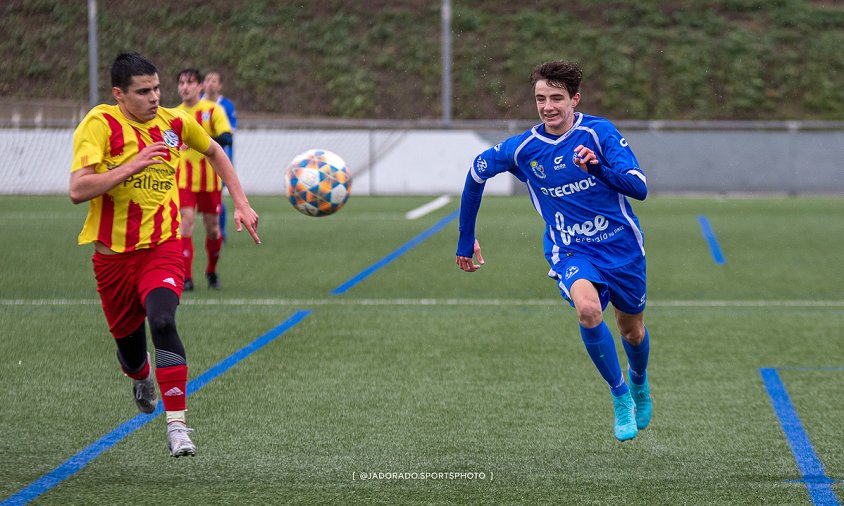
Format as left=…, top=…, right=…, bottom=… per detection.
left=176, top=69, right=232, bottom=291
left=69, top=52, right=261, bottom=457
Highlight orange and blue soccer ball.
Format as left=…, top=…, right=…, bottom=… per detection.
left=285, top=149, right=352, bottom=217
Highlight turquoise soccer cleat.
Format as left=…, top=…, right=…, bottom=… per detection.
left=628, top=371, right=652, bottom=430
left=612, top=390, right=638, bottom=441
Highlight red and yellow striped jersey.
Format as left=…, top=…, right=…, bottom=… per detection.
left=176, top=99, right=232, bottom=192
left=71, top=104, right=212, bottom=252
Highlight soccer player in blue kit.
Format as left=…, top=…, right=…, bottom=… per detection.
left=455, top=60, right=652, bottom=442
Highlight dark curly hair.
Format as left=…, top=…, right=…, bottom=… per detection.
left=530, top=60, right=582, bottom=98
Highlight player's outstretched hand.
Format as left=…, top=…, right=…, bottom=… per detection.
left=456, top=239, right=484, bottom=272
left=234, top=204, right=261, bottom=244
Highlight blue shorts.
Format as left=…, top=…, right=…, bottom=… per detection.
left=549, top=255, right=647, bottom=314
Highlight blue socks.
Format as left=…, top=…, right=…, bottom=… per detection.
left=622, top=328, right=650, bottom=385
left=580, top=322, right=628, bottom=397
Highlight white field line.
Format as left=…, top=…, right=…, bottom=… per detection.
left=405, top=195, right=452, bottom=220
left=2, top=298, right=844, bottom=307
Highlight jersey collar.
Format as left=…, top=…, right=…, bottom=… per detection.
left=531, top=112, right=583, bottom=144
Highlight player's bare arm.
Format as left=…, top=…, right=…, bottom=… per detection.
left=69, top=141, right=169, bottom=204
left=456, top=239, right=484, bottom=272
left=202, top=140, right=261, bottom=244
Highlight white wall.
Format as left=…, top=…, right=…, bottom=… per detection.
left=2, top=126, right=843, bottom=195
left=233, top=129, right=513, bottom=196
left=0, top=128, right=512, bottom=196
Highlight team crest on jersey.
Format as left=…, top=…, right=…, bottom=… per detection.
left=530, top=160, right=546, bottom=179
left=475, top=156, right=488, bottom=173
left=162, top=129, right=180, bottom=148
left=565, top=266, right=579, bottom=280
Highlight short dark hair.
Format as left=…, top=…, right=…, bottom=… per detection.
left=177, top=68, right=202, bottom=84
left=111, top=52, right=158, bottom=91
left=530, top=60, right=583, bottom=98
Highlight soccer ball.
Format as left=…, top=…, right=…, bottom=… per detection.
left=285, top=149, right=352, bottom=217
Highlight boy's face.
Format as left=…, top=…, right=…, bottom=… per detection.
left=113, top=74, right=160, bottom=123
left=534, top=79, right=580, bottom=135
left=203, top=73, right=222, bottom=96
left=178, top=74, right=202, bottom=103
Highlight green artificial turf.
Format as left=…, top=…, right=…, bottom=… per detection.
left=1, top=195, right=841, bottom=505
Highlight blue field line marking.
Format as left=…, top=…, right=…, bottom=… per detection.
left=0, top=413, right=160, bottom=506
left=331, top=208, right=459, bottom=295
left=697, top=215, right=726, bottom=264
left=188, top=310, right=311, bottom=395
left=1, top=310, right=311, bottom=506
left=759, top=368, right=840, bottom=506
left=777, top=366, right=844, bottom=372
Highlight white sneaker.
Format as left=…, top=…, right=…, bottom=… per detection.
left=167, top=421, right=197, bottom=457
left=132, top=375, right=157, bottom=414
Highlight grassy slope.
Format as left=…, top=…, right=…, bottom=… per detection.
left=3, top=0, right=844, bottom=119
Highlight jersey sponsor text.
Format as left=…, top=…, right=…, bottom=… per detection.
left=540, top=176, right=597, bottom=198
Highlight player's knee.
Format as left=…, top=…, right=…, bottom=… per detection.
left=621, top=325, right=646, bottom=345
left=576, top=302, right=603, bottom=327
left=204, top=216, right=221, bottom=237
left=147, top=310, right=176, bottom=338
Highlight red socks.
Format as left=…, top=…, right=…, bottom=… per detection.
left=155, top=364, right=188, bottom=412
left=121, top=354, right=150, bottom=380
left=184, top=234, right=223, bottom=278
left=182, top=237, right=194, bottom=280
left=206, top=236, right=223, bottom=274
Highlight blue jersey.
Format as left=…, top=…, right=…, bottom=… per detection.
left=458, top=112, right=647, bottom=270
left=201, top=94, right=237, bottom=160
left=216, top=96, right=237, bottom=130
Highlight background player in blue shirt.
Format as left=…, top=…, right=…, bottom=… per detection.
left=202, top=71, right=237, bottom=241
left=455, top=60, right=652, bottom=442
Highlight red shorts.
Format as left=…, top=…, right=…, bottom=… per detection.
left=179, top=188, right=222, bottom=215
left=92, top=239, right=184, bottom=338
